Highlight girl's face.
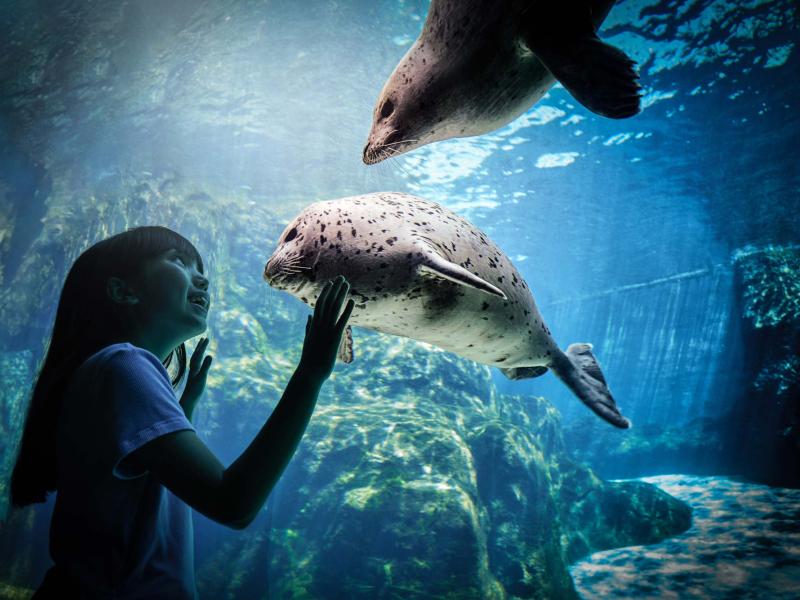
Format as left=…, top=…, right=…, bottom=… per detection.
left=132, top=247, right=210, bottom=344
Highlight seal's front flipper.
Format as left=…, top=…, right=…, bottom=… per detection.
left=337, top=325, right=354, bottom=363
left=418, top=252, right=507, bottom=299
left=552, top=343, right=632, bottom=428
left=500, top=366, right=548, bottom=380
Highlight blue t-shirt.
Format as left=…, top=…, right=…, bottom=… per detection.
left=51, top=342, right=198, bottom=599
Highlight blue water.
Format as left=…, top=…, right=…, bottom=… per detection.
left=0, top=0, right=798, bottom=598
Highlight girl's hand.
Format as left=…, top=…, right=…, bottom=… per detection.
left=299, top=275, right=355, bottom=382
left=180, top=336, right=212, bottom=421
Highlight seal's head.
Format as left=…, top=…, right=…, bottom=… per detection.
left=362, top=3, right=518, bottom=165
left=363, top=83, right=430, bottom=165
left=264, top=216, right=316, bottom=294
left=362, top=43, right=469, bottom=165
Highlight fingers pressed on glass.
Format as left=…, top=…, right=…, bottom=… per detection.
left=317, top=282, right=331, bottom=323
left=331, top=280, right=349, bottom=315
left=337, top=298, right=355, bottom=330
left=325, top=278, right=344, bottom=323
left=316, top=280, right=333, bottom=318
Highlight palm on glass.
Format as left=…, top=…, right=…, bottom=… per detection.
left=179, top=336, right=212, bottom=419
left=300, top=275, right=355, bottom=381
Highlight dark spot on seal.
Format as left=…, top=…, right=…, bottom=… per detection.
left=481, top=302, right=489, bottom=311
left=320, top=224, right=326, bottom=232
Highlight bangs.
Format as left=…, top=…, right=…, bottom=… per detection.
left=118, top=226, right=205, bottom=274
left=170, top=233, right=205, bottom=274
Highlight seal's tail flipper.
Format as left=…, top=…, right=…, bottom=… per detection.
left=553, top=343, right=632, bottom=428
left=519, top=2, right=642, bottom=119
left=530, top=36, right=641, bottom=119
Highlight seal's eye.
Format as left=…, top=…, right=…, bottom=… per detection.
left=380, top=99, right=394, bottom=119
left=284, top=227, right=298, bottom=243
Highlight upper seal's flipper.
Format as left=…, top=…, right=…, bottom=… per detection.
left=519, top=1, right=642, bottom=119
left=417, top=252, right=507, bottom=299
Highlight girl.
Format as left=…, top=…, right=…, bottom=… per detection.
left=10, top=225, right=354, bottom=599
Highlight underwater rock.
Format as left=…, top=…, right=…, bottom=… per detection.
left=0, top=351, right=54, bottom=594
left=737, top=245, right=800, bottom=328
left=726, top=245, right=800, bottom=487
left=0, top=351, right=35, bottom=523
left=571, top=475, right=800, bottom=599
left=196, top=333, right=690, bottom=599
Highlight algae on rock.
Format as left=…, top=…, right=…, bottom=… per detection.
left=196, top=333, right=691, bottom=600
left=726, top=245, right=800, bottom=487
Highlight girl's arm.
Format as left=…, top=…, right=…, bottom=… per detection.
left=122, top=277, right=354, bottom=529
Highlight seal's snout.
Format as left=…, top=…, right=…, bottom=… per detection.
left=363, top=130, right=403, bottom=165
left=263, top=256, right=277, bottom=283
left=362, top=141, right=374, bottom=165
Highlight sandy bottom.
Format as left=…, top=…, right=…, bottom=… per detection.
left=570, top=475, right=800, bottom=599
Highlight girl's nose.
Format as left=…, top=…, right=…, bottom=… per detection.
left=194, top=274, right=209, bottom=290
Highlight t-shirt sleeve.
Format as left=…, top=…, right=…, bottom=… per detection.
left=98, top=346, right=196, bottom=480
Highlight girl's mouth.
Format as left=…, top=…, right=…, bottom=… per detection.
left=188, top=293, right=210, bottom=313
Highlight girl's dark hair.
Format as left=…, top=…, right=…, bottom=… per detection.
left=10, top=225, right=205, bottom=509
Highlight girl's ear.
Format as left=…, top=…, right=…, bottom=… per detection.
left=106, top=277, right=139, bottom=305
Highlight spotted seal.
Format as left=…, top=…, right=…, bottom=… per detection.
left=363, top=0, right=641, bottom=164
left=264, top=191, right=630, bottom=428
